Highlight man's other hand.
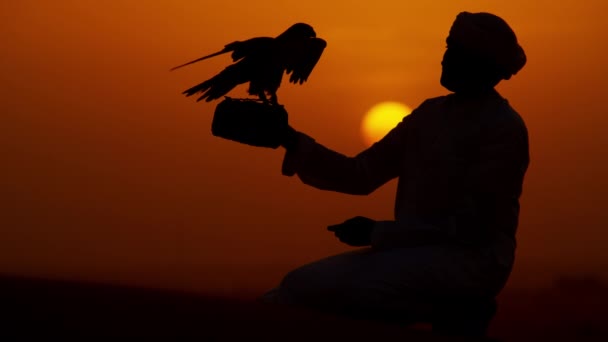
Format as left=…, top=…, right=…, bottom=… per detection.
left=327, top=216, right=375, bottom=247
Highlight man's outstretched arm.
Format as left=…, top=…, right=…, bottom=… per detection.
left=280, top=115, right=412, bottom=195
left=210, top=98, right=413, bottom=196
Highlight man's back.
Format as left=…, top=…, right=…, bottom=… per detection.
left=396, top=91, right=529, bottom=238
left=389, top=90, right=529, bottom=270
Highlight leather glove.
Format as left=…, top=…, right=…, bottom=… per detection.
left=211, top=97, right=291, bottom=149
left=327, top=216, right=376, bottom=247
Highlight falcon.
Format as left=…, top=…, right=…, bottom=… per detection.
left=171, top=23, right=327, bottom=105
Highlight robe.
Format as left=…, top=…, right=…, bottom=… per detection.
left=264, top=90, right=529, bottom=319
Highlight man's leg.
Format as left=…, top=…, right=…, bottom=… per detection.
left=261, top=248, right=420, bottom=320
left=262, top=244, right=496, bottom=323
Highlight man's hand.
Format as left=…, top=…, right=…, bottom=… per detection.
left=327, top=216, right=375, bottom=247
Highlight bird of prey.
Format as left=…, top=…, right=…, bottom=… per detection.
left=171, top=23, right=327, bottom=106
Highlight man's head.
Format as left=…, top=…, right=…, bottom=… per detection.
left=440, top=12, right=526, bottom=94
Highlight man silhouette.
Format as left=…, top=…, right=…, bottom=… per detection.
left=214, top=12, right=529, bottom=336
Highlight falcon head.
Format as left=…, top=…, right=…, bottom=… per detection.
left=278, top=23, right=317, bottom=39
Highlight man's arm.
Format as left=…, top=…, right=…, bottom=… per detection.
left=370, top=219, right=450, bottom=250
left=326, top=216, right=449, bottom=249
left=280, top=114, right=413, bottom=195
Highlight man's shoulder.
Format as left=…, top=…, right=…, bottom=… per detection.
left=482, top=96, right=529, bottom=147
left=419, top=94, right=451, bottom=108
left=408, top=95, right=450, bottom=118
left=491, top=96, right=527, bottom=131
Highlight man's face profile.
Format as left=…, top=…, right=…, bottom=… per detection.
left=440, top=35, right=500, bottom=94
left=440, top=37, right=464, bottom=92
left=441, top=37, right=479, bottom=93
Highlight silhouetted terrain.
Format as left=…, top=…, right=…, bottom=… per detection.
left=0, top=275, right=461, bottom=341
left=490, top=275, right=608, bottom=341
left=1, top=274, right=606, bottom=341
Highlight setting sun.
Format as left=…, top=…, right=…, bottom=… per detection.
left=361, top=101, right=412, bottom=146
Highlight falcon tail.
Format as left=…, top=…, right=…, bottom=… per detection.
left=170, top=49, right=229, bottom=71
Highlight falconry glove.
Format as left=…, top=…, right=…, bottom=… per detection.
left=211, top=97, right=291, bottom=149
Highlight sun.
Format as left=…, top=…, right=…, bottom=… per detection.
left=361, top=101, right=412, bottom=147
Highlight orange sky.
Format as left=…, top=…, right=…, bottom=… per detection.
left=2, top=0, right=607, bottom=294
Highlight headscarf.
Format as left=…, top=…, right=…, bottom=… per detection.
left=448, top=12, right=527, bottom=80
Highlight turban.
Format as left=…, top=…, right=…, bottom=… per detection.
left=449, top=12, right=526, bottom=80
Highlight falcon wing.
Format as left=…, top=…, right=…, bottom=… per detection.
left=170, top=37, right=274, bottom=71
left=228, top=37, right=274, bottom=62
left=284, top=38, right=327, bottom=85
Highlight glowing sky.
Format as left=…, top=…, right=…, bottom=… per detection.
left=2, top=0, right=607, bottom=293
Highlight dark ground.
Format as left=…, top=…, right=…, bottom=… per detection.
left=0, top=274, right=606, bottom=341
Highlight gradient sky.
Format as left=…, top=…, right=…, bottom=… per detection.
left=2, top=0, right=607, bottom=294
